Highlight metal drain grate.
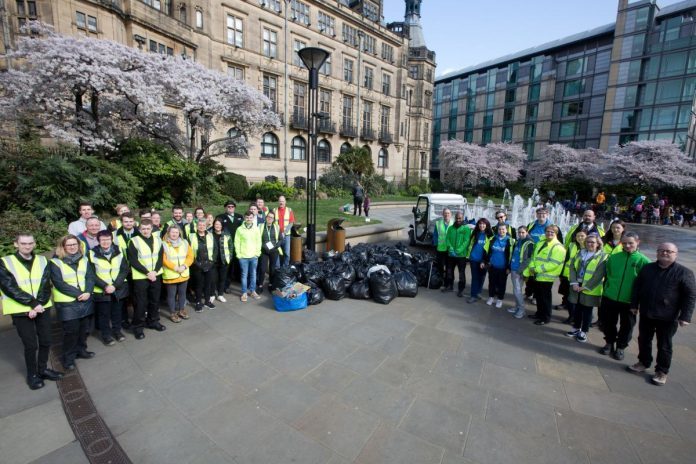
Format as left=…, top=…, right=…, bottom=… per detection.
left=50, top=325, right=132, bottom=464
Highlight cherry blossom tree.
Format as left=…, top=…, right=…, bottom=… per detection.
left=525, top=144, right=599, bottom=186
left=598, top=141, right=696, bottom=188
left=439, top=140, right=524, bottom=190
left=0, top=24, right=280, bottom=161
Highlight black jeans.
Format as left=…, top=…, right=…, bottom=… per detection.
left=435, top=251, right=449, bottom=277
left=445, top=256, right=467, bottom=292
left=600, top=298, right=636, bottom=349
left=211, top=261, right=228, bottom=296
left=95, top=297, right=124, bottom=339
left=525, top=276, right=537, bottom=298
left=132, top=277, right=162, bottom=329
left=573, top=303, right=593, bottom=333
left=638, top=316, right=679, bottom=374
left=534, top=281, right=554, bottom=322
left=258, top=251, right=280, bottom=289
left=12, top=311, right=52, bottom=377
left=62, top=316, right=91, bottom=365
left=353, top=197, right=363, bottom=216
left=191, top=265, right=213, bottom=303
left=488, top=267, right=508, bottom=299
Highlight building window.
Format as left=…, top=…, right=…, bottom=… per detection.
left=564, top=79, right=585, bottom=97
left=502, top=125, right=513, bottom=142
left=482, top=128, right=492, bottom=145
left=293, top=39, right=307, bottom=67
left=382, top=73, right=391, bottom=96
left=340, top=142, right=352, bottom=154
left=226, top=128, right=248, bottom=158
left=364, top=66, right=374, bottom=89
left=526, top=104, right=538, bottom=121
left=226, top=15, right=243, bottom=47
left=17, top=0, right=37, bottom=28
left=505, top=89, right=515, bottom=104
left=363, top=35, right=376, bottom=54
left=503, top=107, right=514, bottom=123
left=343, top=58, right=354, bottom=83
left=141, top=0, right=161, bottom=10
left=179, top=4, right=187, bottom=23
left=264, top=0, right=282, bottom=13
left=524, top=124, right=536, bottom=139
left=363, top=1, right=379, bottom=22
left=561, top=101, right=583, bottom=117
left=290, top=0, right=310, bottom=25
left=660, top=51, right=687, bottom=77
left=380, top=105, right=390, bottom=135
left=263, top=28, right=278, bottom=58
left=409, top=65, right=419, bottom=79
left=362, top=101, right=372, bottom=131
left=293, top=81, right=306, bottom=120
left=342, top=24, right=358, bottom=46
left=318, top=139, right=331, bottom=163
left=318, top=12, right=335, bottom=35
left=319, top=89, right=331, bottom=116
left=261, top=133, right=279, bottom=158
left=149, top=40, right=173, bottom=56
left=227, top=65, right=244, bottom=80
left=195, top=9, right=203, bottom=28
left=378, top=148, right=388, bottom=168
left=381, top=43, right=394, bottom=62
left=263, top=74, right=277, bottom=112
left=76, top=11, right=86, bottom=29
left=291, top=136, right=306, bottom=160
left=559, top=122, right=578, bottom=137
left=423, top=123, right=429, bottom=144
left=566, top=57, right=585, bottom=76
left=342, top=95, right=354, bottom=127
left=87, top=15, right=97, bottom=32
left=320, top=54, right=332, bottom=76
left=528, top=83, right=540, bottom=101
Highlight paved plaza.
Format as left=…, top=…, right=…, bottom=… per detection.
left=1, top=209, right=695, bottom=464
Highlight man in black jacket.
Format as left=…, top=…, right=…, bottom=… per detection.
left=216, top=200, right=243, bottom=291
left=627, top=242, right=696, bottom=386
left=0, top=234, right=63, bottom=389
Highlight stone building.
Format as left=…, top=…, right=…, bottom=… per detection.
left=0, top=0, right=435, bottom=183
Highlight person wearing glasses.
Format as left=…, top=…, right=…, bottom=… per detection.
left=525, top=208, right=562, bottom=305
left=492, top=210, right=516, bottom=239
left=50, top=235, right=96, bottom=371
left=627, top=243, right=695, bottom=386
left=598, top=232, right=650, bottom=361
left=0, top=234, right=63, bottom=389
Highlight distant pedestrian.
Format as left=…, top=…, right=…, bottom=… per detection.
left=352, top=181, right=364, bottom=216
left=364, top=194, right=371, bottom=218
left=627, top=243, right=695, bottom=386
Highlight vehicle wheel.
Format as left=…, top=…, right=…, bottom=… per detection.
left=408, top=229, right=416, bottom=246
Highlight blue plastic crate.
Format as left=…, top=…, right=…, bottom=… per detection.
left=272, top=293, right=308, bottom=312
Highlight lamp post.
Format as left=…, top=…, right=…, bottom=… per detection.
left=298, top=47, right=330, bottom=252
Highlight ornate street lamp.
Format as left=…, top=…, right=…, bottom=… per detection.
left=298, top=47, right=330, bottom=251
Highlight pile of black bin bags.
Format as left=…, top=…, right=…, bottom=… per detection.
left=270, top=242, right=443, bottom=306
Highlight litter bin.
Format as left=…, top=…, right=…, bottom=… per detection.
left=290, top=224, right=303, bottom=263
left=326, top=218, right=346, bottom=252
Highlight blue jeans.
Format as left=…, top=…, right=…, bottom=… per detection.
left=239, top=257, right=258, bottom=294
left=282, top=235, right=291, bottom=266
left=510, top=271, right=525, bottom=310
left=469, top=261, right=487, bottom=298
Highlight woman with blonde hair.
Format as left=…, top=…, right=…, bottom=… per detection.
left=49, top=234, right=96, bottom=370
left=162, top=226, right=194, bottom=322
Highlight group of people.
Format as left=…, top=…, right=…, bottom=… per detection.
left=433, top=207, right=695, bottom=386
left=0, top=196, right=295, bottom=390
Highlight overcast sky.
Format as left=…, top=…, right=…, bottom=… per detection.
left=381, top=0, right=687, bottom=77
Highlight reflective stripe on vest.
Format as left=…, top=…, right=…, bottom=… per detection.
left=573, top=252, right=607, bottom=297
left=435, top=220, right=449, bottom=251
left=273, top=207, right=293, bottom=234
left=162, top=241, right=190, bottom=280
left=562, top=243, right=581, bottom=278
left=219, top=234, right=231, bottom=264
left=1, top=255, right=53, bottom=314
left=130, top=236, right=163, bottom=280
left=89, top=250, right=124, bottom=293
left=190, top=233, right=214, bottom=259
left=51, top=257, right=88, bottom=303
left=535, top=242, right=564, bottom=281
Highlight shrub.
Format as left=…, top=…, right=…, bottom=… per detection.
left=246, top=181, right=296, bottom=201
left=294, top=176, right=307, bottom=190
left=362, top=174, right=388, bottom=197
left=216, top=171, right=249, bottom=202
left=407, top=185, right=423, bottom=197
left=264, top=175, right=279, bottom=183
left=319, top=164, right=355, bottom=191
left=0, top=209, right=67, bottom=256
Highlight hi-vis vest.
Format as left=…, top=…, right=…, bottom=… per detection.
left=1, top=255, right=53, bottom=314
left=51, top=257, right=89, bottom=303
left=525, top=239, right=566, bottom=282
left=190, top=233, right=214, bottom=260
left=562, top=242, right=581, bottom=279
left=162, top=241, right=190, bottom=280
left=217, top=234, right=232, bottom=265
left=571, top=252, right=607, bottom=297
left=114, top=231, right=136, bottom=257
left=273, top=207, right=293, bottom=233
left=89, top=250, right=124, bottom=294
left=261, top=223, right=283, bottom=256
left=130, top=235, right=163, bottom=280
left=435, top=219, right=451, bottom=252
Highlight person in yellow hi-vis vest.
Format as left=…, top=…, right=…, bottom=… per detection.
left=0, top=233, right=62, bottom=390
left=567, top=233, right=607, bottom=343
left=127, top=219, right=166, bottom=340
left=524, top=225, right=566, bottom=326
left=162, top=225, right=194, bottom=323
left=49, top=234, right=96, bottom=371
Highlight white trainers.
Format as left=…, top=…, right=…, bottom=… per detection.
left=217, top=295, right=227, bottom=303
left=486, top=297, right=495, bottom=306
left=506, top=307, right=517, bottom=313
left=495, top=299, right=503, bottom=308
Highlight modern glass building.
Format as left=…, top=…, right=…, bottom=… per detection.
left=431, top=0, right=696, bottom=177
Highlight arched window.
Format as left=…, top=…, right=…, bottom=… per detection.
left=179, top=4, right=187, bottom=23
left=261, top=132, right=279, bottom=158
left=362, top=145, right=371, bottom=157
left=378, top=148, right=388, bottom=168
left=317, top=139, right=331, bottom=163
left=340, top=142, right=352, bottom=154
left=225, top=127, right=247, bottom=158
left=291, top=136, right=306, bottom=160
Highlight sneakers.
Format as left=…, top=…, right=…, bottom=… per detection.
left=195, top=302, right=204, bottom=313
left=566, top=329, right=581, bottom=338
left=598, top=343, right=614, bottom=356
left=575, top=331, right=588, bottom=343
left=240, top=293, right=248, bottom=302
left=102, top=336, right=116, bottom=346
left=250, top=291, right=261, bottom=300
left=513, top=308, right=525, bottom=319
left=486, top=297, right=495, bottom=306
left=113, top=331, right=126, bottom=342
left=627, top=362, right=648, bottom=374
left=651, top=371, right=668, bottom=386
left=466, top=296, right=478, bottom=303
left=205, top=301, right=216, bottom=309
left=506, top=307, right=517, bottom=313
left=529, top=298, right=537, bottom=305
left=495, top=299, right=503, bottom=309
left=217, top=295, right=227, bottom=303
left=613, top=348, right=625, bottom=361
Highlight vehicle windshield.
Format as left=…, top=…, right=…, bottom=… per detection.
left=431, top=204, right=465, bottom=217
